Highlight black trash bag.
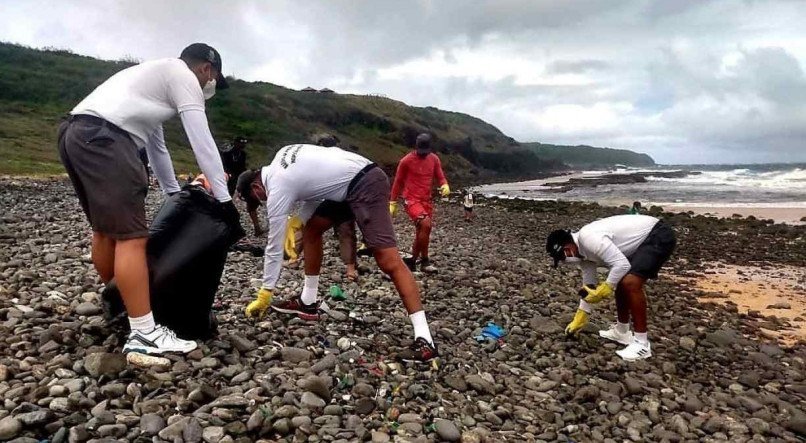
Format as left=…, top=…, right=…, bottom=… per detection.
left=102, top=185, right=245, bottom=340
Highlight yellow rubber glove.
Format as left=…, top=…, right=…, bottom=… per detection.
left=439, top=183, right=451, bottom=197
left=583, top=282, right=615, bottom=304
left=284, top=215, right=304, bottom=261
left=389, top=201, right=398, bottom=216
left=245, top=288, right=273, bottom=319
left=565, top=309, right=590, bottom=336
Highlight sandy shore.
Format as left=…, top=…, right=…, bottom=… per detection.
left=676, top=263, right=806, bottom=346
left=658, top=204, right=805, bottom=225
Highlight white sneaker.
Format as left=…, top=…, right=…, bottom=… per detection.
left=598, top=324, right=633, bottom=345
left=615, top=339, right=652, bottom=361
left=122, top=325, right=197, bottom=355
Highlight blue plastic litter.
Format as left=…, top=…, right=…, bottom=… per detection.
left=474, top=322, right=506, bottom=342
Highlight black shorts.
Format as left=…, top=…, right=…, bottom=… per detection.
left=58, top=115, right=149, bottom=239
left=310, top=166, right=397, bottom=250
left=628, top=221, right=676, bottom=279
left=464, top=206, right=473, bottom=212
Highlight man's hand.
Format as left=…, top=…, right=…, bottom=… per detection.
left=389, top=201, right=398, bottom=216
left=565, top=309, right=590, bottom=336
left=245, top=288, right=273, bottom=319
left=439, top=183, right=451, bottom=197
left=583, top=282, right=615, bottom=304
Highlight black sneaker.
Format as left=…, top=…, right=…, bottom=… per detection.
left=271, top=296, right=321, bottom=321
left=398, top=337, right=439, bottom=362
left=420, top=258, right=437, bottom=273
left=403, top=257, right=417, bottom=272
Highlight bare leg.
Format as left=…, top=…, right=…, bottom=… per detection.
left=303, top=216, right=334, bottom=277
left=614, top=285, right=630, bottom=324
left=92, top=231, right=116, bottom=283
left=374, top=247, right=423, bottom=314
left=622, top=274, right=648, bottom=333
left=413, top=216, right=432, bottom=260
left=336, top=221, right=358, bottom=279
left=114, top=237, right=151, bottom=318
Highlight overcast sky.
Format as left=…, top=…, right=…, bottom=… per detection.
left=2, top=0, right=806, bottom=164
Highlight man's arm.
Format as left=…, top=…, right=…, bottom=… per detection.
left=389, top=157, right=408, bottom=201
left=262, top=214, right=288, bottom=289
left=261, top=192, right=295, bottom=289
left=433, top=155, right=448, bottom=187
left=179, top=109, right=230, bottom=202
left=594, top=238, right=631, bottom=286
left=248, top=208, right=264, bottom=236
left=144, top=125, right=181, bottom=195
left=580, top=261, right=599, bottom=286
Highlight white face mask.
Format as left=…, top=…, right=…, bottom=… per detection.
left=562, top=257, right=582, bottom=265
left=203, top=78, right=217, bottom=100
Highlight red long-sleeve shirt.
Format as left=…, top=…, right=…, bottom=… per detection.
left=390, top=152, right=448, bottom=202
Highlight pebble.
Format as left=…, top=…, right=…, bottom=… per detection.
left=434, top=419, right=461, bottom=441
left=0, top=416, right=22, bottom=440
left=0, top=179, right=803, bottom=443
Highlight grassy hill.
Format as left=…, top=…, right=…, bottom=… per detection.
left=0, top=42, right=654, bottom=180
left=523, top=142, right=656, bottom=168
left=0, top=42, right=566, bottom=180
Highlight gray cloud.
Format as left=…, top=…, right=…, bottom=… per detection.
left=1, top=0, right=805, bottom=163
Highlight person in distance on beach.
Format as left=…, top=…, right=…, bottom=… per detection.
left=628, top=201, right=642, bottom=214
left=57, top=43, right=239, bottom=355
left=220, top=135, right=249, bottom=197
left=389, top=133, right=450, bottom=273
left=462, top=189, right=475, bottom=221
left=546, top=214, right=676, bottom=361
left=238, top=143, right=439, bottom=362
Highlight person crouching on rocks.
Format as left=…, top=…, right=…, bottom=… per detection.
left=238, top=143, right=439, bottom=362
left=545, top=214, right=676, bottom=361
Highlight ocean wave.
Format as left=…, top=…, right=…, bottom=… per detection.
left=646, top=168, right=806, bottom=190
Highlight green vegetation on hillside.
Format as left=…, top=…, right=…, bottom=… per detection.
left=523, top=142, right=656, bottom=168
left=0, top=42, right=566, bottom=179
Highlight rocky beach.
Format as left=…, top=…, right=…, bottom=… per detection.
left=1, top=176, right=805, bottom=442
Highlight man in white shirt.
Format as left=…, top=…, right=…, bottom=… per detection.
left=237, top=144, right=438, bottom=362
left=57, top=43, right=239, bottom=356
left=546, top=214, right=676, bottom=361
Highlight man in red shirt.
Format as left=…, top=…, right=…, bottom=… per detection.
left=389, top=133, right=450, bottom=272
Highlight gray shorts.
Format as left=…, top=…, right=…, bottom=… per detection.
left=312, top=166, right=397, bottom=251
left=57, top=115, right=149, bottom=239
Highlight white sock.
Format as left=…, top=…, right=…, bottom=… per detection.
left=634, top=332, right=649, bottom=344
left=615, top=322, right=630, bottom=334
left=409, top=310, right=434, bottom=345
left=129, top=312, right=156, bottom=334
left=579, top=300, right=594, bottom=314
left=301, top=275, right=319, bottom=305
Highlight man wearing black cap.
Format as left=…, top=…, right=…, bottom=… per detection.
left=545, top=215, right=675, bottom=361
left=235, top=143, right=439, bottom=362
left=221, top=135, right=249, bottom=197
left=389, top=133, right=450, bottom=273
left=57, top=43, right=239, bottom=356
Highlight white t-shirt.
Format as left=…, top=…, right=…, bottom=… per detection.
left=72, top=58, right=204, bottom=147
left=571, top=214, right=659, bottom=286
left=261, top=144, right=372, bottom=289
left=71, top=58, right=230, bottom=202
left=463, top=194, right=474, bottom=208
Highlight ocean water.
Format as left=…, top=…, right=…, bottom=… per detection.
left=476, top=163, right=806, bottom=209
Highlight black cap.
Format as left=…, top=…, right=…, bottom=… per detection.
left=235, top=170, right=261, bottom=211
left=546, top=229, right=574, bottom=268
left=310, top=132, right=340, bottom=147
left=415, top=133, right=432, bottom=154
left=180, top=43, right=229, bottom=90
